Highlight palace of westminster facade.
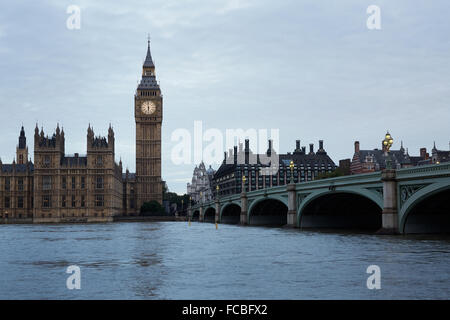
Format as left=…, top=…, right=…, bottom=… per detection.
left=0, top=41, right=163, bottom=222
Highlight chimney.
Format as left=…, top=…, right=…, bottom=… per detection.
left=420, top=148, right=427, bottom=159
left=319, top=140, right=324, bottom=150
left=309, top=143, right=314, bottom=154
left=245, top=139, right=249, bottom=153
left=355, top=141, right=360, bottom=153
left=296, top=140, right=300, bottom=150
left=267, top=139, right=273, bottom=156
left=234, top=146, right=238, bottom=164
left=302, top=146, right=306, bottom=153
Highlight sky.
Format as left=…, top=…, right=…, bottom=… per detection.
left=0, top=0, right=449, bottom=194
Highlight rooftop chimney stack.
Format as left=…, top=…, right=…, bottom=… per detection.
left=355, top=141, right=360, bottom=153
left=309, top=143, right=314, bottom=154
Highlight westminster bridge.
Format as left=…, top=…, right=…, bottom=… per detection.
left=189, top=163, right=450, bottom=234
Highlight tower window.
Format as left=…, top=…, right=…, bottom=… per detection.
left=42, top=195, right=51, bottom=208
left=5, top=197, right=10, bottom=208
left=95, top=195, right=104, bottom=207
left=42, top=176, right=52, bottom=190
left=96, top=176, right=104, bottom=189
left=44, top=156, right=51, bottom=167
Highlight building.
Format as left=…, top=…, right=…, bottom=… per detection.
left=0, top=40, right=164, bottom=222
left=431, top=142, right=450, bottom=164
left=134, top=38, right=163, bottom=209
left=213, top=139, right=336, bottom=197
left=350, top=140, right=434, bottom=175
left=187, top=162, right=216, bottom=204
left=0, top=127, right=34, bottom=221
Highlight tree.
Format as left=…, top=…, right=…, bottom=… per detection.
left=317, top=168, right=345, bottom=180
left=140, top=200, right=165, bottom=216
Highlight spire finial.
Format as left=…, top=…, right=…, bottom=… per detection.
left=148, top=33, right=150, bottom=47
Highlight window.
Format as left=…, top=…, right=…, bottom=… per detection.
left=62, top=196, right=66, bottom=208
left=96, top=176, right=104, bottom=189
left=17, top=197, right=24, bottom=208
left=18, top=178, right=24, bottom=191
left=44, top=156, right=51, bottom=167
left=42, top=176, right=52, bottom=190
left=95, top=195, right=104, bottom=207
left=5, top=178, right=10, bottom=191
left=71, top=177, right=76, bottom=189
left=71, top=196, right=76, bottom=208
left=81, top=177, right=85, bottom=189
left=42, top=195, right=51, bottom=208
left=81, top=196, right=85, bottom=208
left=62, top=177, right=67, bottom=189
left=96, top=156, right=103, bottom=166
left=5, top=197, right=10, bottom=208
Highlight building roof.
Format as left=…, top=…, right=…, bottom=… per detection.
left=1, top=163, right=34, bottom=173
left=122, top=172, right=136, bottom=181
left=355, top=149, right=412, bottom=169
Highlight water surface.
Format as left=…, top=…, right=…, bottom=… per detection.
left=0, top=222, right=449, bottom=299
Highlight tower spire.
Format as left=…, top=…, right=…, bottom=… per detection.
left=143, top=35, right=154, bottom=68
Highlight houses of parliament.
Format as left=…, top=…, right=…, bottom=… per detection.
left=0, top=40, right=163, bottom=223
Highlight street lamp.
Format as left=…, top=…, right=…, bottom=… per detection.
left=242, top=175, right=247, bottom=193
left=289, top=160, right=294, bottom=184
left=383, top=131, right=394, bottom=169
left=216, top=185, right=220, bottom=199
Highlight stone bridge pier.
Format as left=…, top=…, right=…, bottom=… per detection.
left=287, top=183, right=297, bottom=227
left=379, top=169, right=399, bottom=234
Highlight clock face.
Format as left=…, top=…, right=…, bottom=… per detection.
left=141, top=101, right=156, bottom=115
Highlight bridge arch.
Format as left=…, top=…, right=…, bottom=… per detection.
left=204, top=207, right=216, bottom=223
left=220, top=203, right=241, bottom=224
left=248, top=197, right=288, bottom=226
left=192, top=210, right=200, bottom=221
left=400, top=182, right=450, bottom=234
left=298, top=190, right=383, bottom=230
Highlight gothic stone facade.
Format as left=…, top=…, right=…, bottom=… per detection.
left=0, top=41, right=163, bottom=222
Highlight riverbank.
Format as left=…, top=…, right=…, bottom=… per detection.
left=0, top=215, right=187, bottom=224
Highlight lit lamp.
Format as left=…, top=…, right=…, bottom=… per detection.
left=216, top=185, right=220, bottom=199
left=289, top=160, right=294, bottom=184
left=383, top=131, right=394, bottom=169
left=242, top=175, right=247, bottom=193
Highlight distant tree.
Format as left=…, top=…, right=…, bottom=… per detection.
left=140, top=201, right=165, bottom=216
left=317, top=168, right=345, bottom=180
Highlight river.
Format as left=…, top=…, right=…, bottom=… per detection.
left=0, top=222, right=449, bottom=299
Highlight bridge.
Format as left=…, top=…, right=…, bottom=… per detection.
left=190, top=163, right=450, bottom=234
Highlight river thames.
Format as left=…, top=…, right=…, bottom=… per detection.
left=0, top=222, right=449, bottom=299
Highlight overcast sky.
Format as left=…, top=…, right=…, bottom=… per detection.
left=0, top=0, right=449, bottom=194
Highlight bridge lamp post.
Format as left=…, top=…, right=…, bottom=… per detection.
left=200, top=191, right=203, bottom=205
left=383, top=132, right=394, bottom=170
left=242, top=175, right=247, bottom=193
left=289, top=160, right=294, bottom=184
left=216, top=185, right=220, bottom=199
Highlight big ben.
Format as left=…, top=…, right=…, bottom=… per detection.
left=135, top=38, right=163, bottom=208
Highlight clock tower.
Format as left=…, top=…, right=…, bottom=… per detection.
left=135, top=38, right=163, bottom=208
